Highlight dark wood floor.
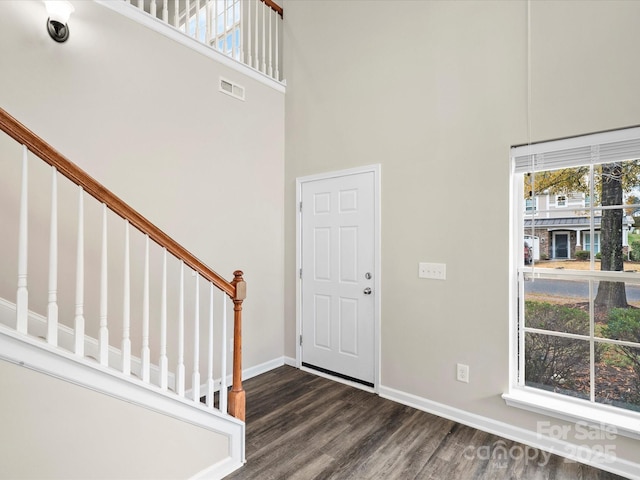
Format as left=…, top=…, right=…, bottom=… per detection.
left=225, top=366, right=625, bottom=480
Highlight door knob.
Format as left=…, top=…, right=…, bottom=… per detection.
left=363, top=287, right=372, bottom=295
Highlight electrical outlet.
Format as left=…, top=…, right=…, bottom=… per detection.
left=456, top=363, right=469, bottom=383
left=418, top=262, right=446, bottom=280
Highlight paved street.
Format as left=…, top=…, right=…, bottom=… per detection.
left=525, top=278, right=640, bottom=302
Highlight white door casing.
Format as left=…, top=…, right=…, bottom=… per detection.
left=296, top=165, right=380, bottom=389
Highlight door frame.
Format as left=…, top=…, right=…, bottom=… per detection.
left=296, top=164, right=381, bottom=392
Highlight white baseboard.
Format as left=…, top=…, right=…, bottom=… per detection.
left=379, top=385, right=640, bottom=480
left=190, top=456, right=243, bottom=480
left=284, top=356, right=297, bottom=367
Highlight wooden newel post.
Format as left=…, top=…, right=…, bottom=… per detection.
left=228, top=270, right=246, bottom=421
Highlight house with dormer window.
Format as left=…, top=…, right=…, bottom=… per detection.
left=524, top=191, right=634, bottom=260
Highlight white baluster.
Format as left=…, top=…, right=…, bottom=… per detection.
left=142, top=235, right=150, bottom=383
left=16, top=145, right=28, bottom=334
left=47, top=167, right=58, bottom=346
left=159, top=248, right=168, bottom=390
left=223, top=0, right=228, bottom=55
left=137, top=0, right=143, bottom=9
left=220, top=293, right=227, bottom=414
left=177, top=261, right=185, bottom=396
left=253, top=0, right=259, bottom=69
left=173, top=0, right=179, bottom=27
left=185, top=0, right=191, bottom=34
left=214, top=0, right=219, bottom=50
left=231, top=0, right=237, bottom=59
left=122, top=221, right=131, bottom=375
left=268, top=7, right=273, bottom=77
left=261, top=0, right=266, bottom=73
left=238, top=0, right=243, bottom=63
left=150, top=0, right=157, bottom=17
left=192, top=273, right=200, bottom=402
left=205, top=0, right=212, bottom=45
left=74, top=187, right=85, bottom=356
left=195, top=0, right=201, bottom=41
left=99, top=204, right=109, bottom=367
left=162, top=0, right=168, bottom=22
left=274, top=9, right=279, bottom=80
left=207, top=283, right=214, bottom=408
left=247, top=0, right=252, bottom=69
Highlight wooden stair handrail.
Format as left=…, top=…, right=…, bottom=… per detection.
left=260, top=0, right=283, bottom=17
left=0, top=107, right=236, bottom=299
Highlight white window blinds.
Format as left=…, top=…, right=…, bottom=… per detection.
left=512, top=126, right=640, bottom=174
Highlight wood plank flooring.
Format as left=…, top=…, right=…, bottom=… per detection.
left=225, top=366, right=625, bottom=479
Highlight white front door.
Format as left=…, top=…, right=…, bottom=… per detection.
left=300, top=170, right=376, bottom=386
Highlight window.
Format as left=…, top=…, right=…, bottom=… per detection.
left=509, top=127, right=640, bottom=437
left=525, top=197, right=537, bottom=213
left=584, top=232, right=600, bottom=255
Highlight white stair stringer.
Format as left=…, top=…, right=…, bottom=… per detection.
left=0, top=298, right=245, bottom=476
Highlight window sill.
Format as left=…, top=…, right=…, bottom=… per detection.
left=503, top=388, right=640, bottom=440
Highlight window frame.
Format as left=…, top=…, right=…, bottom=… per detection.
left=506, top=126, right=640, bottom=440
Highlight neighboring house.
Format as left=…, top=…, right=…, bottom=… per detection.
left=524, top=191, right=634, bottom=260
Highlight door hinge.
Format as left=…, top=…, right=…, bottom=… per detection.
left=299, top=334, right=303, bottom=346
left=299, top=268, right=302, bottom=279
left=299, top=201, right=302, bottom=212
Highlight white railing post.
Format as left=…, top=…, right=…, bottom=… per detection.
left=220, top=293, right=228, bottom=414
left=268, top=7, right=273, bottom=77
left=261, top=0, right=266, bottom=73
left=162, top=0, right=168, bottom=22
left=99, top=203, right=109, bottom=367
left=195, top=0, right=201, bottom=41
left=247, top=0, right=252, bottom=69
left=47, top=167, right=58, bottom=346
left=205, top=0, right=212, bottom=45
left=16, top=145, right=28, bottom=334
left=185, top=0, right=191, bottom=33
left=207, top=282, right=215, bottom=408
left=274, top=8, right=279, bottom=81
left=253, top=0, right=259, bottom=69
left=173, top=0, right=179, bottom=27
left=192, top=273, right=200, bottom=402
left=160, top=248, right=168, bottom=390
left=142, top=235, right=151, bottom=383
left=74, top=187, right=85, bottom=356
left=177, top=261, right=186, bottom=396
left=150, top=0, right=157, bottom=17
left=122, top=221, right=131, bottom=375
left=238, top=0, right=243, bottom=63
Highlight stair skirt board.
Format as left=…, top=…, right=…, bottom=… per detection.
left=0, top=299, right=245, bottom=471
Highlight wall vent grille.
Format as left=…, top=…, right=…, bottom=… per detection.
left=220, top=78, right=245, bottom=101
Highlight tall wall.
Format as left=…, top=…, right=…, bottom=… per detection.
left=0, top=1, right=284, bottom=375
left=0, top=0, right=284, bottom=475
left=283, top=0, right=640, bottom=471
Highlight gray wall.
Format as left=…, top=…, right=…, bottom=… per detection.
left=0, top=0, right=284, bottom=474
left=0, top=1, right=284, bottom=375
left=283, top=0, right=640, bottom=467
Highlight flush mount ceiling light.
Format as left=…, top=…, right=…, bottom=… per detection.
left=44, top=1, right=74, bottom=43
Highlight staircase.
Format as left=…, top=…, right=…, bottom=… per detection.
left=0, top=107, right=247, bottom=478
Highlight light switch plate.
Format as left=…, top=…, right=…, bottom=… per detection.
left=418, top=262, right=446, bottom=280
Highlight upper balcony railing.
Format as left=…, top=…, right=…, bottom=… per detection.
left=125, top=0, right=283, bottom=83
